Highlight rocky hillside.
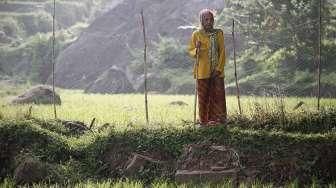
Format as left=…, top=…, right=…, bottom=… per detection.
left=50, top=0, right=224, bottom=90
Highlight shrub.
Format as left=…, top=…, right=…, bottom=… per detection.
left=0, top=17, right=23, bottom=38
left=15, top=12, right=53, bottom=36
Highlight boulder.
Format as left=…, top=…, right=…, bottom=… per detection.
left=177, top=144, right=241, bottom=171
left=124, top=153, right=163, bottom=176
left=62, top=120, right=91, bottom=135
left=84, top=66, right=135, bottom=94
left=14, top=158, right=47, bottom=185
left=14, top=157, right=59, bottom=185
left=169, top=101, right=188, bottom=106
left=175, top=144, right=242, bottom=183
left=11, top=85, right=61, bottom=105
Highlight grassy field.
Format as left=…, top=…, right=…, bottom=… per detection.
left=0, top=85, right=336, bottom=187
left=1, top=87, right=336, bottom=130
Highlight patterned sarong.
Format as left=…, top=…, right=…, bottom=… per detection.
left=197, top=77, right=227, bottom=125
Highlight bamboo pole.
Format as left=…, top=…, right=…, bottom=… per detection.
left=232, top=19, right=242, bottom=115
left=140, top=10, right=149, bottom=125
left=52, top=0, right=57, bottom=119
left=317, top=0, right=322, bottom=111
left=194, top=46, right=200, bottom=125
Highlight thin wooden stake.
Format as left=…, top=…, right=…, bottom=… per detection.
left=232, top=19, right=242, bottom=115
left=194, top=46, right=200, bottom=125
left=89, top=118, right=96, bottom=130
left=141, top=10, right=149, bottom=125
left=52, top=0, right=57, bottom=119
left=317, top=0, right=322, bottom=111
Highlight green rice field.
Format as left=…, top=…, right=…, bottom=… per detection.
left=1, top=88, right=336, bottom=130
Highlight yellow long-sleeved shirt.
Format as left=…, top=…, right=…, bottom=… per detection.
left=188, top=29, right=226, bottom=79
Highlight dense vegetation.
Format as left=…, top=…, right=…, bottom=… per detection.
left=0, top=0, right=106, bottom=82
left=218, top=0, right=336, bottom=97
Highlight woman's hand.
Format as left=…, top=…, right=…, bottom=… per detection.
left=196, top=41, right=201, bottom=49
left=196, top=41, right=201, bottom=55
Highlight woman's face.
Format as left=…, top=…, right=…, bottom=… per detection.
left=202, top=12, right=214, bottom=31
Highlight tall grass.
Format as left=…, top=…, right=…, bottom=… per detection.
left=0, top=178, right=335, bottom=188
left=1, top=89, right=335, bottom=130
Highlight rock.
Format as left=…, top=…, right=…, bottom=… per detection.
left=177, top=144, right=241, bottom=171
left=13, top=157, right=58, bottom=185
left=175, top=169, right=239, bottom=183
left=84, top=66, right=135, bottom=94
left=62, top=120, right=90, bottom=134
left=11, top=85, right=61, bottom=105
left=176, top=144, right=242, bottom=183
left=135, top=74, right=171, bottom=93
left=102, top=143, right=133, bottom=176
left=124, top=153, right=163, bottom=176
left=169, top=101, right=188, bottom=106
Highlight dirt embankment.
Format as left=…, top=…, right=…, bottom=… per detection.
left=1, top=116, right=336, bottom=186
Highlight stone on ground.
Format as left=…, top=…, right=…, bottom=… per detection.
left=11, top=85, right=61, bottom=105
